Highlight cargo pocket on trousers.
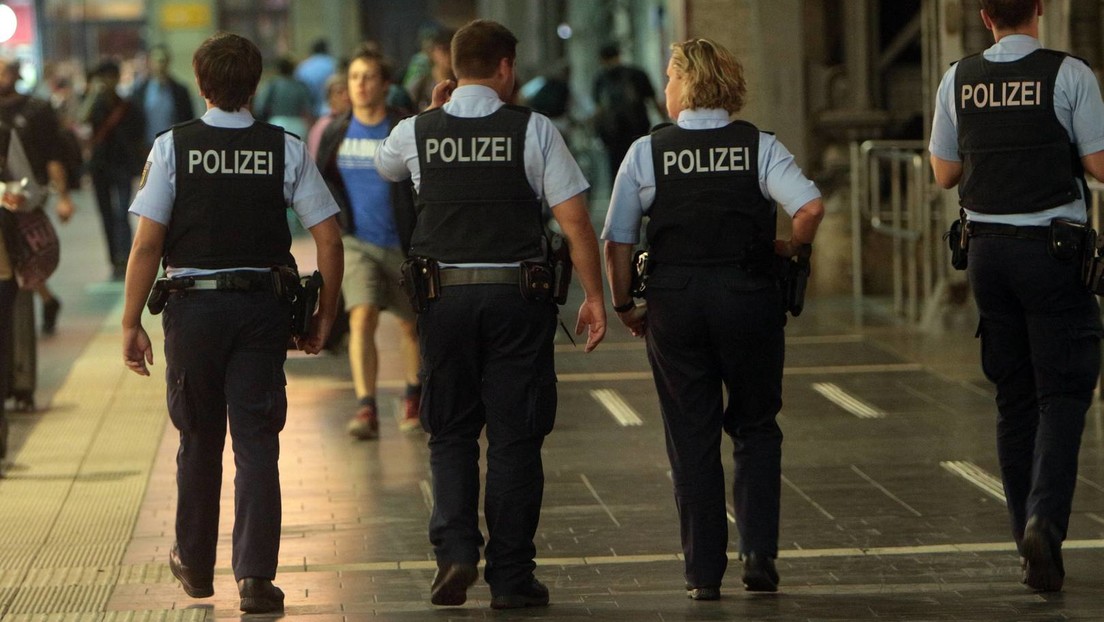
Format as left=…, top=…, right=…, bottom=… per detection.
left=166, top=368, right=194, bottom=432
left=527, top=379, right=558, bottom=437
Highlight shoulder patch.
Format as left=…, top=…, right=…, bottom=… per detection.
left=138, top=161, right=151, bottom=191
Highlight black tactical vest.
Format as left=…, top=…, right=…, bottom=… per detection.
left=647, top=121, right=775, bottom=265
left=166, top=119, right=292, bottom=269
left=955, top=49, right=1082, bottom=214
left=412, top=105, right=542, bottom=263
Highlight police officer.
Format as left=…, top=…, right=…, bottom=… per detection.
left=121, top=33, right=343, bottom=614
left=603, top=38, right=823, bottom=600
left=929, top=0, right=1104, bottom=593
left=377, top=19, right=606, bottom=610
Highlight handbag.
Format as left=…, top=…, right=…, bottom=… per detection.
left=0, top=122, right=59, bottom=290
left=2, top=206, right=59, bottom=290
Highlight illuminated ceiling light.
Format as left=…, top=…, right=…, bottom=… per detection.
left=0, top=5, right=16, bottom=44
left=557, top=23, right=573, bottom=40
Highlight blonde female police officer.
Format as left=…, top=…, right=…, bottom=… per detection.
left=122, top=32, right=343, bottom=614
left=603, top=39, right=823, bottom=600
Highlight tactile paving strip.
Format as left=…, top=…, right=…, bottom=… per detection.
left=0, top=315, right=173, bottom=618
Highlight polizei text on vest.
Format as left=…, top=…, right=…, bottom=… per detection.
left=187, top=149, right=275, bottom=175
left=423, top=136, right=513, bottom=164
left=960, top=80, right=1043, bottom=109
left=662, top=146, right=751, bottom=176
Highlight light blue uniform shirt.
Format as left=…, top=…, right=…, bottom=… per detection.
left=601, top=108, right=821, bottom=245
left=376, top=84, right=589, bottom=267
left=929, top=34, right=1104, bottom=226
left=129, top=107, right=339, bottom=277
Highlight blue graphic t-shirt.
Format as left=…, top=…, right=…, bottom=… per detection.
left=337, top=117, right=399, bottom=247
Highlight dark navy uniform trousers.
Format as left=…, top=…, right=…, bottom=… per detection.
left=163, top=289, right=291, bottom=581
left=417, top=282, right=558, bottom=595
left=968, top=234, right=1102, bottom=545
left=644, top=264, right=785, bottom=589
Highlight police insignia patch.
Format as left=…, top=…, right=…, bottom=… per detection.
left=139, top=161, right=151, bottom=190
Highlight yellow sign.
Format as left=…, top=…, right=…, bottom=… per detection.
left=161, top=3, right=212, bottom=30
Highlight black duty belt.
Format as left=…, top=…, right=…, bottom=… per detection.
left=969, top=222, right=1049, bottom=241
left=439, top=267, right=519, bottom=286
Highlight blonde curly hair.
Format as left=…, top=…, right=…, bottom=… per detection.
left=669, top=38, right=746, bottom=114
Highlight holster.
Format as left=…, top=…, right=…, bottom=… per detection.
left=146, top=279, right=171, bottom=315
left=290, top=271, right=322, bottom=337
left=779, top=244, right=812, bottom=317
left=1081, top=228, right=1104, bottom=295
left=629, top=249, right=651, bottom=298
left=947, top=210, right=969, bottom=271
left=519, top=261, right=554, bottom=302
left=1048, top=218, right=1090, bottom=261
left=399, top=256, right=440, bottom=313
left=548, top=233, right=573, bottom=305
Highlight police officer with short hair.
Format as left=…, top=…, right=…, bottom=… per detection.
left=603, top=38, right=823, bottom=600
left=377, top=18, right=606, bottom=610
left=121, top=32, right=343, bottom=614
left=930, top=0, right=1104, bottom=593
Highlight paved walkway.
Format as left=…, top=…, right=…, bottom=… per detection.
left=3, top=193, right=1104, bottom=620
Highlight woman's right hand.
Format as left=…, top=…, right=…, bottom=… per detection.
left=617, top=303, right=648, bottom=338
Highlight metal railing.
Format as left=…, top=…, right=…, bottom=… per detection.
left=850, top=140, right=944, bottom=325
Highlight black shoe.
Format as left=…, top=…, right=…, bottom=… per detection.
left=169, top=544, right=213, bottom=598
left=490, top=577, right=550, bottom=610
left=1022, top=516, right=1064, bottom=592
left=238, top=577, right=285, bottom=614
left=686, top=586, right=720, bottom=600
left=430, top=562, right=478, bottom=606
left=742, top=552, right=780, bottom=592
left=41, top=298, right=60, bottom=336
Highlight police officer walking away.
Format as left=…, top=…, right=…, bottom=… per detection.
left=377, top=19, right=606, bottom=610
left=929, top=0, right=1104, bottom=593
left=603, top=38, right=823, bottom=600
left=121, top=32, right=343, bottom=613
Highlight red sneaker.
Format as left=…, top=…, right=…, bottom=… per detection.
left=399, top=394, right=422, bottom=432
left=347, top=404, right=379, bottom=440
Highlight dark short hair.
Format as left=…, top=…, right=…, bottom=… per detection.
left=276, top=56, right=295, bottom=76
left=599, top=43, right=620, bottom=61
left=451, top=19, right=517, bottom=80
left=193, top=32, right=263, bottom=111
left=430, top=29, right=455, bottom=51
left=311, top=38, right=329, bottom=55
left=93, top=59, right=120, bottom=79
left=978, top=0, right=1036, bottom=29
left=348, top=44, right=394, bottom=83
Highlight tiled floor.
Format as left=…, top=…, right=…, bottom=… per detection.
left=3, top=198, right=1104, bottom=620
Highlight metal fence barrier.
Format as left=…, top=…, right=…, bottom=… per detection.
left=850, top=140, right=944, bottom=326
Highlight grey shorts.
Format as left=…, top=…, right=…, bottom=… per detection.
left=341, top=236, right=414, bottom=321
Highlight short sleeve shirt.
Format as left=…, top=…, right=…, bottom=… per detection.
left=929, top=34, right=1104, bottom=225
left=600, top=108, right=821, bottom=245
left=129, top=107, right=339, bottom=275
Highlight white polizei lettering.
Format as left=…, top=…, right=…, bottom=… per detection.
left=440, top=139, right=456, bottom=162
left=186, top=149, right=274, bottom=175
left=960, top=84, right=974, bottom=109
left=662, top=151, right=678, bottom=176
left=425, top=138, right=440, bottom=163
left=254, top=151, right=270, bottom=175
left=961, top=81, right=1043, bottom=108
left=662, top=147, right=751, bottom=175
left=188, top=150, right=203, bottom=174
left=422, top=137, right=514, bottom=164
left=203, top=151, right=219, bottom=174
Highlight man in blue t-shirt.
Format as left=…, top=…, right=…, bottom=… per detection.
left=316, top=46, right=421, bottom=440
